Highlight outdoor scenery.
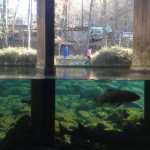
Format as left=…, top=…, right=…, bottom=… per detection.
left=55, top=0, right=134, bottom=66
left=0, top=79, right=148, bottom=149
left=0, top=1, right=134, bottom=67
left=0, top=0, right=37, bottom=66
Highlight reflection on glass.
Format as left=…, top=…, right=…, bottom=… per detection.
left=0, top=0, right=37, bottom=66
left=55, top=0, right=134, bottom=66
left=55, top=80, right=145, bottom=149
left=0, top=79, right=31, bottom=140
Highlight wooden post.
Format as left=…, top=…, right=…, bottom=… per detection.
left=31, top=79, right=55, bottom=147
left=132, top=0, right=150, bottom=71
left=30, top=0, right=55, bottom=147
left=36, top=0, right=54, bottom=74
left=144, top=80, right=150, bottom=133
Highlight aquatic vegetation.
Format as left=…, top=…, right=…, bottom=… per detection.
left=55, top=80, right=145, bottom=149
left=76, top=110, right=90, bottom=120
left=0, top=80, right=31, bottom=140
left=75, top=102, right=90, bottom=114
left=0, top=115, right=39, bottom=149
left=122, top=109, right=144, bottom=133
left=95, top=111, right=108, bottom=119
left=85, top=118, right=114, bottom=132
left=0, top=79, right=146, bottom=149
left=60, top=121, right=77, bottom=131
left=55, top=112, right=66, bottom=121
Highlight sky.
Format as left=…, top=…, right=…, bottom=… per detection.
left=9, top=0, right=28, bottom=16
left=8, top=0, right=37, bottom=19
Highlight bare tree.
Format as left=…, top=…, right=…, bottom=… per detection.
left=2, top=0, right=8, bottom=48
left=28, top=0, right=32, bottom=49
left=101, top=0, right=107, bottom=45
left=86, top=0, right=94, bottom=50
left=113, top=0, right=119, bottom=31
left=12, top=0, right=20, bottom=41
left=81, top=0, right=84, bottom=28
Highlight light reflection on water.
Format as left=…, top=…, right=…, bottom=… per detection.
left=0, top=66, right=150, bottom=80
left=56, top=67, right=150, bottom=80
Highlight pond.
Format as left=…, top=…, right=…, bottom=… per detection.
left=0, top=66, right=150, bottom=80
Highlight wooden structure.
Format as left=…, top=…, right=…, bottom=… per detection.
left=145, top=81, right=150, bottom=133
left=31, top=0, right=55, bottom=147
left=132, top=0, right=150, bottom=70
left=36, top=0, right=54, bottom=72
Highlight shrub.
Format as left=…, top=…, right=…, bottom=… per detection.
left=92, top=46, right=132, bottom=66
left=0, top=47, right=37, bottom=66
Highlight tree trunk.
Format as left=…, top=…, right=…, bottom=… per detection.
left=2, top=0, right=8, bottom=48
left=61, top=0, right=68, bottom=43
left=114, top=0, right=119, bottom=31
left=81, top=0, right=84, bottom=29
left=28, top=0, right=32, bottom=49
left=124, top=0, right=129, bottom=31
left=86, top=0, right=94, bottom=51
left=102, top=0, right=107, bottom=46
left=12, top=0, right=20, bottom=42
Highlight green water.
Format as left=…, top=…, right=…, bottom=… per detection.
left=0, top=79, right=31, bottom=140
left=55, top=80, right=145, bottom=148
left=0, top=79, right=145, bottom=149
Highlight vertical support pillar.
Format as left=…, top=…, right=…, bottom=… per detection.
left=131, top=0, right=150, bottom=71
left=36, top=0, right=54, bottom=74
left=31, top=0, right=55, bottom=147
left=31, top=79, right=55, bottom=147
left=144, top=80, right=150, bottom=133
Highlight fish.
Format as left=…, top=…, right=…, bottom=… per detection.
left=95, top=89, right=140, bottom=105
left=71, top=123, right=150, bottom=147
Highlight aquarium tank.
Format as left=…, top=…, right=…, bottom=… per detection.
left=55, top=80, right=146, bottom=149
left=0, top=79, right=149, bottom=150
left=0, top=79, right=31, bottom=141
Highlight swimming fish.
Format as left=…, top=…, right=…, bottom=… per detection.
left=95, top=89, right=140, bottom=105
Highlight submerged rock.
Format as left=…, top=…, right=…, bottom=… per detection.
left=76, top=110, right=90, bottom=120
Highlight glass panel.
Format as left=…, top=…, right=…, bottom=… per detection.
left=0, top=79, right=31, bottom=142
left=55, top=80, right=145, bottom=149
left=0, top=0, right=37, bottom=66
left=55, top=0, right=134, bottom=67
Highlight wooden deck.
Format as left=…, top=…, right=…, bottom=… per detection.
left=55, top=58, right=88, bottom=65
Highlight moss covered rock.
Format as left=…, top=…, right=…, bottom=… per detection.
left=76, top=110, right=90, bottom=120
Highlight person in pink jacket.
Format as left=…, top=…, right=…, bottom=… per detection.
left=85, top=48, right=92, bottom=64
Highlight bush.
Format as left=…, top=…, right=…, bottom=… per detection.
left=92, top=46, right=132, bottom=66
left=0, top=47, right=37, bottom=66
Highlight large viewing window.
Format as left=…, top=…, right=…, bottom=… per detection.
left=55, top=0, right=134, bottom=67
left=0, top=0, right=37, bottom=67
left=55, top=80, right=146, bottom=149
left=0, top=79, right=31, bottom=140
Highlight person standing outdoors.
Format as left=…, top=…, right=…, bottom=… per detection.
left=85, top=48, right=92, bottom=64
left=63, top=46, right=68, bottom=58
